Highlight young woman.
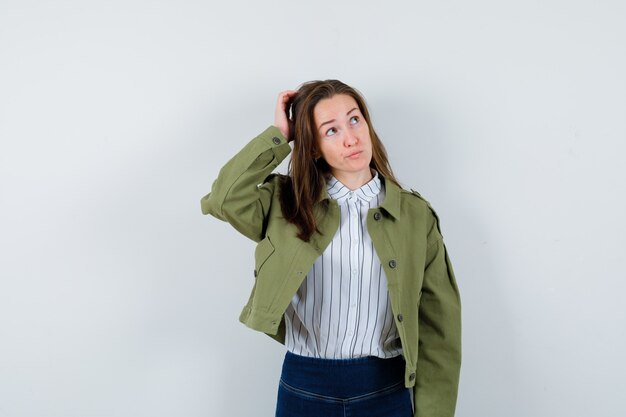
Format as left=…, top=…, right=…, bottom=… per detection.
left=201, top=80, right=461, bottom=417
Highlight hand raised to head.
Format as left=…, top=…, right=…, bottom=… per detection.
left=274, top=90, right=298, bottom=142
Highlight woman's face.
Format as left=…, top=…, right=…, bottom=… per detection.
left=313, top=94, right=373, bottom=185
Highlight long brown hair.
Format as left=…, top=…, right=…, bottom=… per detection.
left=279, top=79, right=400, bottom=242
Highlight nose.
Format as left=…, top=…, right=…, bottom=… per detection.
left=343, top=129, right=358, bottom=147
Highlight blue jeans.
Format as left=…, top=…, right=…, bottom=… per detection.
left=275, top=351, right=413, bottom=417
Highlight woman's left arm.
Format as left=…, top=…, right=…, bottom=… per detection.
left=413, top=219, right=462, bottom=417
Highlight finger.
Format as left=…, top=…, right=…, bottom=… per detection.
left=279, top=90, right=297, bottom=100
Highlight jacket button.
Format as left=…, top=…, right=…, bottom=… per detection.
left=389, top=260, right=396, bottom=268
left=373, top=212, right=381, bottom=221
left=272, top=136, right=281, bottom=145
left=409, top=372, right=416, bottom=381
left=397, top=314, right=404, bottom=322
left=253, top=269, right=258, bottom=277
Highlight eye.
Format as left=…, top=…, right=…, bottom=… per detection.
left=325, top=127, right=337, bottom=137
left=350, top=116, right=359, bottom=125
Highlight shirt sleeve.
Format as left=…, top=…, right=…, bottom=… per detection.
left=200, top=126, right=291, bottom=242
left=413, top=215, right=462, bottom=417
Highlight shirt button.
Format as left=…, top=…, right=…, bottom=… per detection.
left=352, top=269, right=358, bottom=275
left=409, top=373, right=416, bottom=381
left=373, top=212, right=381, bottom=221
left=397, top=314, right=404, bottom=322
left=389, top=260, right=397, bottom=268
left=272, top=136, right=281, bottom=145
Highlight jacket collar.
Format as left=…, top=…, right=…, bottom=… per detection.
left=378, top=176, right=402, bottom=219
left=316, top=173, right=402, bottom=219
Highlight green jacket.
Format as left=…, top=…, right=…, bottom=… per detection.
left=201, top=126, right=461, bottom=417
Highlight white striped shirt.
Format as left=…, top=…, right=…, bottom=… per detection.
left=284, top=171, right=402, bottom=359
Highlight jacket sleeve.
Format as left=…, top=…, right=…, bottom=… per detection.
left=414, top=214, right=462, bottom=417
left=200, top=126, right=291, bottom=242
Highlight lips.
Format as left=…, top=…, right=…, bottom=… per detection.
left=346, top=151, right=362, bottom=159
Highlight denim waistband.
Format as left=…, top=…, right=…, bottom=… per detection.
left=280, top=351, right=405, bottom=399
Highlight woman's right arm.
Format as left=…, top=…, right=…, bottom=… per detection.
left=200, top=91, right=297, bottom=242
left=200, top=126, right=290, bottom=242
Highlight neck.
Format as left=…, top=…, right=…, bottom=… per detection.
left=333, top=169, right=374, bottom=190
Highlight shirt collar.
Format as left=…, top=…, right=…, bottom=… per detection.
left=326, top=170, right=382, bottom=204
left=316, top=172, right=402, bottom=219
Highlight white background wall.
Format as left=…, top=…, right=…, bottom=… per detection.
left=1, top=0, right=625, bottom=416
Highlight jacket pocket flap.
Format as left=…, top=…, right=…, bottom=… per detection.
left=254, top=237, right=275, bottom=272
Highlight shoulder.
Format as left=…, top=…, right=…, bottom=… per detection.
left=399, top=186, right=445, bottom=238
left=399, top=186, right=435, bottom=212
left=261, top=172, right=288, bottom=184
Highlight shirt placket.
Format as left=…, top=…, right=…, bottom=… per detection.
left=343, top=191, right=361, bottom=354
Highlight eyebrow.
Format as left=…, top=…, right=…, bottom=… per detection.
left=318, top=107, right=359, bottom=130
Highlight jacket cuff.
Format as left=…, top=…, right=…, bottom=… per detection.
left=258, top=125, right=290, bottom=161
